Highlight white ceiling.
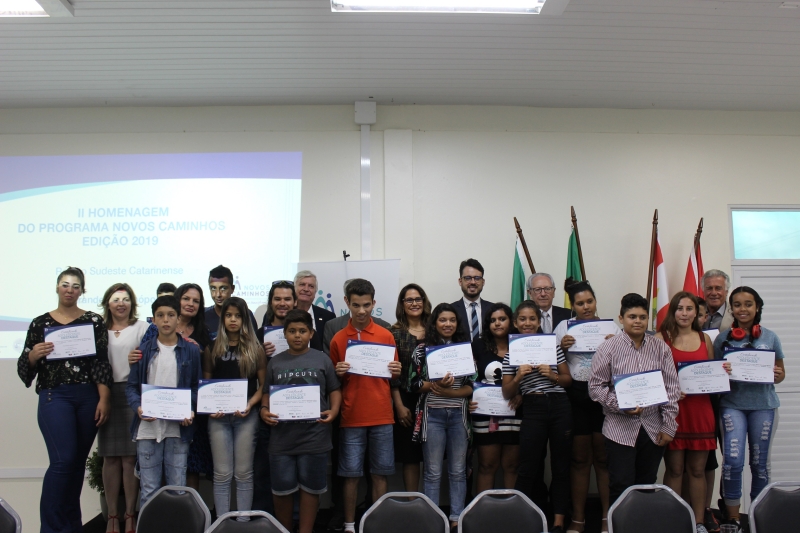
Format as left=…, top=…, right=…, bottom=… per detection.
left=3, top=0, right=800, bottom=110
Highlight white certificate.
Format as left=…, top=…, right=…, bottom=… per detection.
left=566, top=320, right=619, bottom=352
left=508, top=334, right=557, bottom=366
left=613, top=370, right=669, bottom=409
left=724, top=349, right=775, bottom=384
left=141, top=385, right=192, bottom=420
left=345, top=340, right=396, bottom=378
left=677, top=361, right=730, bottom=395
left=269, top=384, right=321, bottom=421
left=703, top=329, right=720, bottom=343
left=197, top=379, right=248, bottom=414
left=426, top=342, right=476, bottom=379
left=263, top=326, right=289, bottom=356
left=472, top=383, right=516, bottom=416
left=44, top=324, right=96, bottom=359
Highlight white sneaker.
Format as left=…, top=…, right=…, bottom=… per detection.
left=696, top=524, right=710, bottom=533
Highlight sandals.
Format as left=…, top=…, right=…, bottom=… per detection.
left=566, top=520, right=585, bottom=533
left=106, top=515, right=120, bottom=533
left=124, top=513, right=136, bottom=533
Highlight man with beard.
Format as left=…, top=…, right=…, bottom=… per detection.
left=451, top=258, right=494, bottom=340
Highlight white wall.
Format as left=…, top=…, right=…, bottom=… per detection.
left=2, top=105, right=800, bottom=529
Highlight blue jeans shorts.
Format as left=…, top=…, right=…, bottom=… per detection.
left=338, top=424, right=395, bottom=478
left=269, top=452, right=328, bottom=496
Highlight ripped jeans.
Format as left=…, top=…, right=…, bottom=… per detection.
left=719, top=407, right=776, bottom=506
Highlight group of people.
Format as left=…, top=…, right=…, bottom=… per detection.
left=18, top=260, right=785, bottom=533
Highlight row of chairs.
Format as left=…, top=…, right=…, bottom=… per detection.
left=0, top=481, right=796, bottom=533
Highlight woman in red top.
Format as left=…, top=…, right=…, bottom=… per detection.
left=656, top=291, right=718, bottom=533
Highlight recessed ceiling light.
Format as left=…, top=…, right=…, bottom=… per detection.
left=0, top=0, right=48, bottom=17
left=332, top=0, right=547, bottom=14
left=780, top=2, right=800, bottom=7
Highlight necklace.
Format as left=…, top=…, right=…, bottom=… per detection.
left=111, top=323, right=129, bottom=338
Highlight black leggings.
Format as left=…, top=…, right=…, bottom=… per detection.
left=514, top=393, right=573, bottom=515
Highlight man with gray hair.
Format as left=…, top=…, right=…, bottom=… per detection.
left=294, top=269, right=337, bottom=351
left=527, top=272, right=571, bottom=333
left=702, top=269, right=734, bottom=330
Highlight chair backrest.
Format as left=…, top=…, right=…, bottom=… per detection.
left=360, top=492, right=449, bottom=533
left=458, top=489, right=547, bottom=533
left=0, top=499, right=21, bottom=533
left=206, top=511, right=289, bottom=533
left=607, top=484, right=694, bottom=533
left=749, top=481, right=800, bottom=533
left=136, top=486, right=211, bottom=533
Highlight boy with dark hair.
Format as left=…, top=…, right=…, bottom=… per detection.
left=204, top=264, right=262, bottom=343
left=126, top=295, right=203, bottom=506
left=156, top=282, right=176, bottom=296
left=261, top=310, right=341, bottom=533
left=589, top=293, right=681, bottom=505
left=328, top=279, right=403, bottom=533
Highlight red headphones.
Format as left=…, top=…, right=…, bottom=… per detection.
left=731, top=324, right=761, bottom=341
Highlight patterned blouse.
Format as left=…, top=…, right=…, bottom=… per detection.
left=17, top=311, right=112, bottom=394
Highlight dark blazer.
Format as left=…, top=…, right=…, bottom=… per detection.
left=549, top=305, right=573, bottom=331
left=450, top=297, right=494, bottom=339
left=309, top=305, right=337, bottom=352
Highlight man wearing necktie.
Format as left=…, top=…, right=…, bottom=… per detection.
left=527, top=273, right=571, bottom=333
left=450, top=258, right=494, bottom=342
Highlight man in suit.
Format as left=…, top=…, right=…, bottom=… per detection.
left=451, top=258, right=494, bottom=341
left=294, top=269, right=337, bottom=352
left=702, top=269, right=735, bottom=331
left=527, top=272, right=571, bottom=333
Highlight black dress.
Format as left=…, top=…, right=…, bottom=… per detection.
left=471, top=338, right=521, bottom=446
left=392, top=328, right=424, bottom=464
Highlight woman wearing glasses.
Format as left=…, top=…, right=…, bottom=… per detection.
left=390, top=284, right=431, bottom=491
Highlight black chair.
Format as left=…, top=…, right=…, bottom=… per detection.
left=458, top=489, right=547, bottom=533
left=360, top=492, right=449, bottom=533
left=206, top=511, right=289, bottom=533
left=0, top=499, right=21, bottom=533
left=607, top=484, right=694, bottom=533
left=136, top=485, right=210, bottom=533
left=749, top=481, right=800, bottom=533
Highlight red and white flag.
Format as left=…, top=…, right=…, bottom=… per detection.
left=652, top=237, right=670, bottom=329
left=683, top=239, right=704, bottom=297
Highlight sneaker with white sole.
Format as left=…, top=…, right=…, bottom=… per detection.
left=696, top=524, right=709, bottom=533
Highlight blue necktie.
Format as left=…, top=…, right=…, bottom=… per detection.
left=470, top=302, right=480, bottom=340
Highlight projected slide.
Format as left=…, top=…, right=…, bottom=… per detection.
left=0, top=152, right=302, bottom=358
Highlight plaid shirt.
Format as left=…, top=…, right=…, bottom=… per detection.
left=589, top=331, right=680, bottom=446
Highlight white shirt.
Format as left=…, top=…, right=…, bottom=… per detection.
left=462, top=296, right=482, bottom=334
left=554, top=318, right=621, bottom=382
left=137, top=340, right=181, bottom=442
left=107, top=320, right=149, bottom=383
left=308, top=304, right=316, bottom=330
left=540, top=306, right=554, bottom=334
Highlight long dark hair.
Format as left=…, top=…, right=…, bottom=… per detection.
left=729, top=286, right=764, bottom=328
left=174, top=283, right=210, bottom=348
left=479, top=302, right=515, bottom=355
left=425, top=303, right=469, bottom=347
left=658, top=291, right=701, bottom=342
left=393, top=283, right=432, bottom=331
left=264, top=281, right=297, bottom=326
left=211, top=297, right=262, bottom=378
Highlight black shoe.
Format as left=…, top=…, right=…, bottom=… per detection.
left=704, top=508, right=720, bottom=533
left=327, top=512, right=344, bottom=531
left=550, top=527, right=564, bottom=533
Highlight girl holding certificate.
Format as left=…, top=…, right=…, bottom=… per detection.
left=204, top=297, right=267, bottom=519
left=554, top=280, right=618, bottom=533
left=470, top=303, right=522, bottom=493
left=18, top=267, right=113, bottom=533
left=409, top=303, right=476, bottom=528
left=713, top=287, right=786, bottom=533
left=502, top=300, right=572, bottom=533
left=656, top=292, right=718, bottom=533
left=390, top=283, right=430, bottom=492
left=99, top=283, right=149, bottom=533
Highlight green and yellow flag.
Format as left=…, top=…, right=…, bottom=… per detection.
left=564, top=228, right=583, bottom=308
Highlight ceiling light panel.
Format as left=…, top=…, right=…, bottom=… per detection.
left=332, top=0, right=546, bottom=14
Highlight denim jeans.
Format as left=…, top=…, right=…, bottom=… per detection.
left=251, top=419, right=274, bottom=514
left=338, top=424, right=395, bottom=477
left=422, top=407, right=469, bottom=522
left=720, top=407, right=776, bottom=506
left=208, top=411, right=258, bottom=517
left=37, top=383, right=99, bottom=533
left=137, top=437, right=190, bottom=507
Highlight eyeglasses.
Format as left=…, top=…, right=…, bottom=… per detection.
left=461, top=276, right=484, bottom=283
left=272, top=280, right=294, bottom=286
left=403, top=297, right=424, bottom=305
left=529, top=287, right=555, bottom=294
left=109, top=297, right=132, bottom=304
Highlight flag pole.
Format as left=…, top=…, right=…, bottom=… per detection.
left=694, top=217, right=704, bottom=251
left=570, top=206, right=587, bottom=281
left=514, top=217, right=536, bottom=274
left=645, top=209, right=658, bottom=305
